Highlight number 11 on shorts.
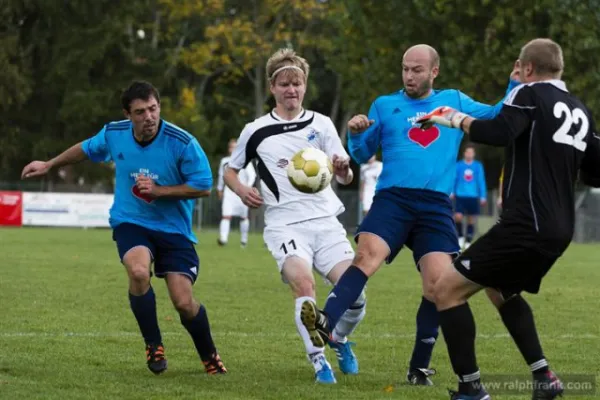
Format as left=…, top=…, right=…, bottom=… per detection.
left=280, top=239, right=297, bottom=254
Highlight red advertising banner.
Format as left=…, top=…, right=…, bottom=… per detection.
left=0, top=191, right=23, bottom=226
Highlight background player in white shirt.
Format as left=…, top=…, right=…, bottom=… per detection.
left=217, top=138, right=256, bottom=247
left=223, top=48, right=366, bottom=385
left=359, top=155, right=383, bottom=217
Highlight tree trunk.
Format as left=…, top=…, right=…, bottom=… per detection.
left=329, top=73, right=342, bottom=123
left=338, top=108, right=354, bottom=147
left=151, top=10, right=160, bottom=50
left=254, top=63, right=265, bottom=118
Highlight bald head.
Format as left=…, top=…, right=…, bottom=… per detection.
left=402, top=44, right=440, bottom=99
left=403, top=44, right=440, bottom=68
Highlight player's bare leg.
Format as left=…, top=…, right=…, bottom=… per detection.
left=283, top=257, right=336, bottom=384
left=300, top=233, right=387, bottom=348
left=123, top=246, right=166, bottom=374
left=165, top=274, right=226, bottom=374
left=218, top=215, right=232, bottom=246
left=325, top=260, right=366, bottom=375
left=485, top=289, right=563, bottom=400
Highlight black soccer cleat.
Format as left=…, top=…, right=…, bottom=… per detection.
left=407, top=367, right=436, bottom=386
left=145, top=343, right=167, bottom=375
left=300, top=300, right=330, bottom=348
left=532, top=371, right=564, bottom=400
left=217, top=239, right=226, bottom=246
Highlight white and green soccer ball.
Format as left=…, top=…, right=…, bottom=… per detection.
left=287, top=148, right=333, bottom=193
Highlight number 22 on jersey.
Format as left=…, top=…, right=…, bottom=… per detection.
left=552, top=101, right=589, bottom=151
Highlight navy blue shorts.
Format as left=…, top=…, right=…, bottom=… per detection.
left=356, top=187, right=460, bottom=266
left=112, top=223, right=200, bottom=283
left=455, top=196, right=480, bottom=215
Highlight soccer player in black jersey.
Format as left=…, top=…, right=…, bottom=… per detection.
left=418, top=38, right=600, bottom=400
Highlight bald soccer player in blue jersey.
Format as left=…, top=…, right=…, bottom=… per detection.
left=21, top=81, right=227, bottom=376
left=298, top=45, right=520, bottom=387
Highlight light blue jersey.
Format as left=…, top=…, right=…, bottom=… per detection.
left=454, top=159, right=487, bottom=200
left=82, top=119, right=212, bottom=243
left=347, top=82, right=518, bottom=196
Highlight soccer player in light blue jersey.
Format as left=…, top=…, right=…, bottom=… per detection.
left=299, top=44, right=519, bottom=388
left=452, top=144, right=487, bottom=249
left=21, top=81, right=227, bottom=376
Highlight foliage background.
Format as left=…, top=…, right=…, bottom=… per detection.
left=3, top=0, right=599, bottom=188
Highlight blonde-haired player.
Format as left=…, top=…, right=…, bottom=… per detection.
left=223, top=48, right=366, bottom=384
left=217, top=138, right=256, bottom=247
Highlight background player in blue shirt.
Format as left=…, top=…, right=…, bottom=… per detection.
left=21, top=81, right=227, bottom=376
left=452, top=144, right=487, bottom=249
left=299, top=44, right=520, bottom=386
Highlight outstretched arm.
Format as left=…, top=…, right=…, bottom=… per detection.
left=417, top=85, right=534, bottom=147
left=22, top=124, right=114, bottom=179
left=21, top=142, right=88, bottom=178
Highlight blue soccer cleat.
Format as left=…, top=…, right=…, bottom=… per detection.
left=329, top=340, right=358, bottom=375
left=449, top=389, right=491, bottom=400
left=311, top=354, right=337, bottom=384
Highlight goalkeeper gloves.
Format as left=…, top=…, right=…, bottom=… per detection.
left=417, top=106, right=469, bottom=130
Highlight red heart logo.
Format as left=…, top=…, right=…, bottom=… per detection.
left=408, top=126, right=440, bottom=148
left=132, top=185, right=154, bottom=203
left=464, top=169, right=474, bottom=182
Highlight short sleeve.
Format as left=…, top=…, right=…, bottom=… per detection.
left=229, top=124, right=253, bottom=170
left=81, top=126, right=112, bottom=163
left=180, top=139, right=213, bottom=190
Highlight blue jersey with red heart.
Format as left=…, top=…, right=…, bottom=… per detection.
left=81, top=119, right=212, bottom=243
left=347, top=82, right=518, bottom=196
left=454, top=159, right=487, bottom=199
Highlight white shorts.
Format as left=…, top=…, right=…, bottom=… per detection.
left=222, top=195, right=248, bottom=218
left=263, top=216, right=355, bottom=282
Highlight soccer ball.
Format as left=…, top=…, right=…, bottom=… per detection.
left=287, top=148, right=333, bottom=193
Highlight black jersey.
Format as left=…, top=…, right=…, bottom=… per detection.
left=469, top=80, right=600, bottom=254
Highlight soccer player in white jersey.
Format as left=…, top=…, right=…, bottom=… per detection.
left=217, top=138, right=256, bottom=247
left=359, top=155, right=383, bottom=217
left=223, top=48, right=366, bottom=384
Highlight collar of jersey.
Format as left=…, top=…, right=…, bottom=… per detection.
left=399, top=89, right=438, bottom=103
left=133, top=119, right=164, bottom=148
left=527, top=79, right=568, bottom=93
left=270, top=108, right=308, bottom=122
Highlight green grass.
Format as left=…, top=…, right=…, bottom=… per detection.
left=1, top=227, right=599, bottom=399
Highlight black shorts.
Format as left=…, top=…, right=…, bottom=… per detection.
left=112, top=222, right=200, bottom=283
left=453, top=223, right=561, bottom=295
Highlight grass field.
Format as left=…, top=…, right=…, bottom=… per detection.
left=1, top=226, right=599, bottom=399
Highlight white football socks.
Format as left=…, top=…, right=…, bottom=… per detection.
left=219, top=219, right=230, bottom=243
left=295, top=296, right=325, bottom=366
left=240, top=219, right=249, bottom=244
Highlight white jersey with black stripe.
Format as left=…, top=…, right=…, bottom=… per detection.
left=228, top=109, right=348, bottom=227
